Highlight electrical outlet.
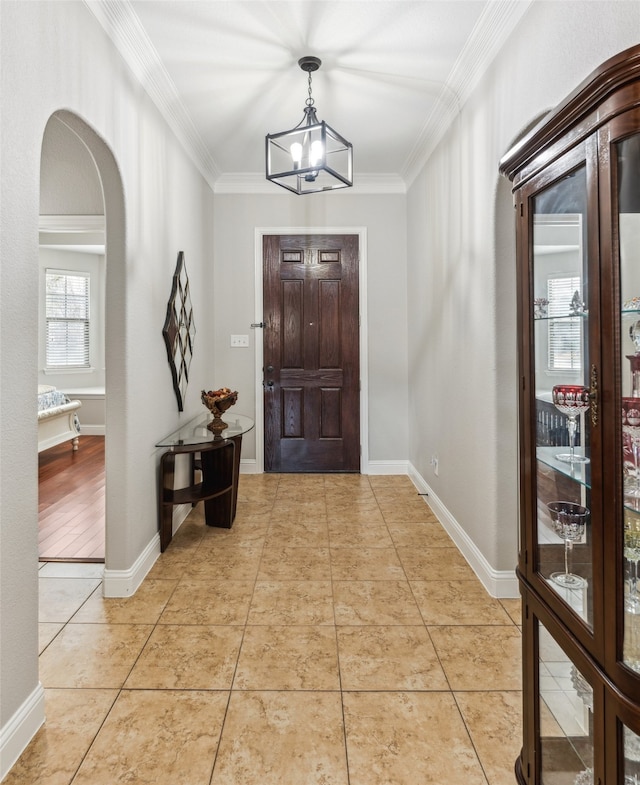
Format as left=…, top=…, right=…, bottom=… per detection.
left=431, top=455, right=439, bottom=476
left=230, top=334, right=249, bottom=347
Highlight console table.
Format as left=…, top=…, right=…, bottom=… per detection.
left=156, top=412, right=254, bottom=551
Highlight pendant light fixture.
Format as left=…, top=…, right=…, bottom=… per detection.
left=265, top=56, right=353, bottom=195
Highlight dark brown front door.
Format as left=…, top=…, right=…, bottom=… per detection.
left=263, top=234, right=360, bottom=472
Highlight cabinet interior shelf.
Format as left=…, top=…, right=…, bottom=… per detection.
left=537, top=446, right=591, bottom=489
left=538, top=448, right=640, bottom=515
left=534, top=312, right=588, bottom=321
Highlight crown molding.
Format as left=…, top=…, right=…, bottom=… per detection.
left=402, top=0, right=534, bottom=186
left=214, top=173, right=406, bottom=195
left=83, top=0, right=220, bottom=189
left=39, top=215, right=105, bottom=253
left=84, top=0, right=531, bottom=196
left=39, top=215, right=105, bottom=232
left=85, top=0, right=405, bottom=194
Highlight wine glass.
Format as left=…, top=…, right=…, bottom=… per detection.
left=623, top=398, right=640, bottom=498
left=552, top=385, right=590, bottom=464
left=574, top=769, right=594, bottom=785
left=547, top=501, right=589, bottom=589
left=625, top=515, right=640, bottom=614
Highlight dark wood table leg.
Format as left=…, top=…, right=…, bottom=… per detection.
left=201, top=439, right=236, bottom=528
left=159, top=451, right=176, bottom=552
left=230, top=434, right=242, bottom=520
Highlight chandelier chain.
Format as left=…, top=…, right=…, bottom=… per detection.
left=305, top=70, right=314, bottom=107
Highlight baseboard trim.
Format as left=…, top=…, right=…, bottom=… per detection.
left=80, top=425, right=105, bottom=436
left=408, top=463, right=519, bottom=599
left=364, top=460, right=410, bottom=475
left=0, top=682, right=45, bottom=780
left=171, top=502, right=192, bottom=534
left=238, top=459, right=410, bottom=475
left=102, top=534, right=160, bottom=598
left=102, top=503, right=192, bottom=598
left=240, top=458, right=258, bottom=474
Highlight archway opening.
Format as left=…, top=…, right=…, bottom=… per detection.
left=38, top=109, right=126, bottom=572
left=39, top=114, right=106, bottom=561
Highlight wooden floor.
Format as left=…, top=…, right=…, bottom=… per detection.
left=38, top=436, right=105, bottom=562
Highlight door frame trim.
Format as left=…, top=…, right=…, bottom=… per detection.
left=253, top=227, right=369, bottom=474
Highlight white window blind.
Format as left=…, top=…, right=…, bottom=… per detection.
left=547, top=275, right=582, bottom=371
left=45, top=270, right=90, bottom=367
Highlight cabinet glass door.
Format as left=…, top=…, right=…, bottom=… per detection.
left=538, top=620, right=594, bottom=783
left=623, top=725, right=640, bottom=785
left=618, top=132, right=640, bottom=671
left=532, top=165, right=593, bottom=628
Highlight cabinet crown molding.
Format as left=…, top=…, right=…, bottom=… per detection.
left=500, top=43, right=640, bottom=184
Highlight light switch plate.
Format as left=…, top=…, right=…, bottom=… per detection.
left=230, top=334, right=249, bottom=347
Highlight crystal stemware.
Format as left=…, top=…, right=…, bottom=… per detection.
left=552, top=385, right=590, bottom=464
left=574, top=769, right=594, bottom=785
left=623, top=398, right=640, bottom=498
left=625, top=515, right=640, bottom=614
left=547, top=501, right=589, bottom=588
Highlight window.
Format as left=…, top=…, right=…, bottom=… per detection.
left=547, top=275, right=582, bottom=371
left=45, top=270, right=90, bottom=368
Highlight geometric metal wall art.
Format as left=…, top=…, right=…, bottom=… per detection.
left=162, top=251, right=196, bottom=411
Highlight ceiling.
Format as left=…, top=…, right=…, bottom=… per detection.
left=86, top=0, right=532, bottom=192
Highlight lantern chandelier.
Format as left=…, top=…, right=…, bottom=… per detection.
left=265, top=56, right=353, bottom=195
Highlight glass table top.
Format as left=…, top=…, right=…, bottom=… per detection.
left=156, top=411, right=254, bottom=449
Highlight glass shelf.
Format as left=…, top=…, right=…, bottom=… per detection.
left=537, top=446, right=591, bottom=489
left=534, top=312, right=588, bottom=322
left=625, top=494, right=640, bottom=516
left=156, top=411, right=254, bottom=449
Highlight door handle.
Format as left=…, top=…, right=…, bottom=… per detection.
left=266, top=365, right=274, bottom=373
left=263, top=380, right=274, bottom=390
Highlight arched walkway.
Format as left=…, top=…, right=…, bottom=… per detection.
left=42, top=110, right=127, bottom=577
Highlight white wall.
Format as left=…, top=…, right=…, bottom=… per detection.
left=0, top=1, right=215, bottom=773
left=406, top=1, right=640, bottom=578
left=40, top=111, right=105, bottom=215
left=212, top=192, right=408, bottom=466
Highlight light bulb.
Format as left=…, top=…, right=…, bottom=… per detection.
left=310, top=140, right=323, bottom=166
left=290, top=142, right=303, bottom=169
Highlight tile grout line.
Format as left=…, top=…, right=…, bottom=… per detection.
left=207, top=476, right=280, bottom=784
left=328, top=474, right=362, bottom=785
left=31, top=474, right=522, bottom=785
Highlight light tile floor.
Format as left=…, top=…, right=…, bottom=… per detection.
left=7, top=474, right=522, bottom=785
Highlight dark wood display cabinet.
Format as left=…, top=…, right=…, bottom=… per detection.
left=501, top=45, right=640, bottom=785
